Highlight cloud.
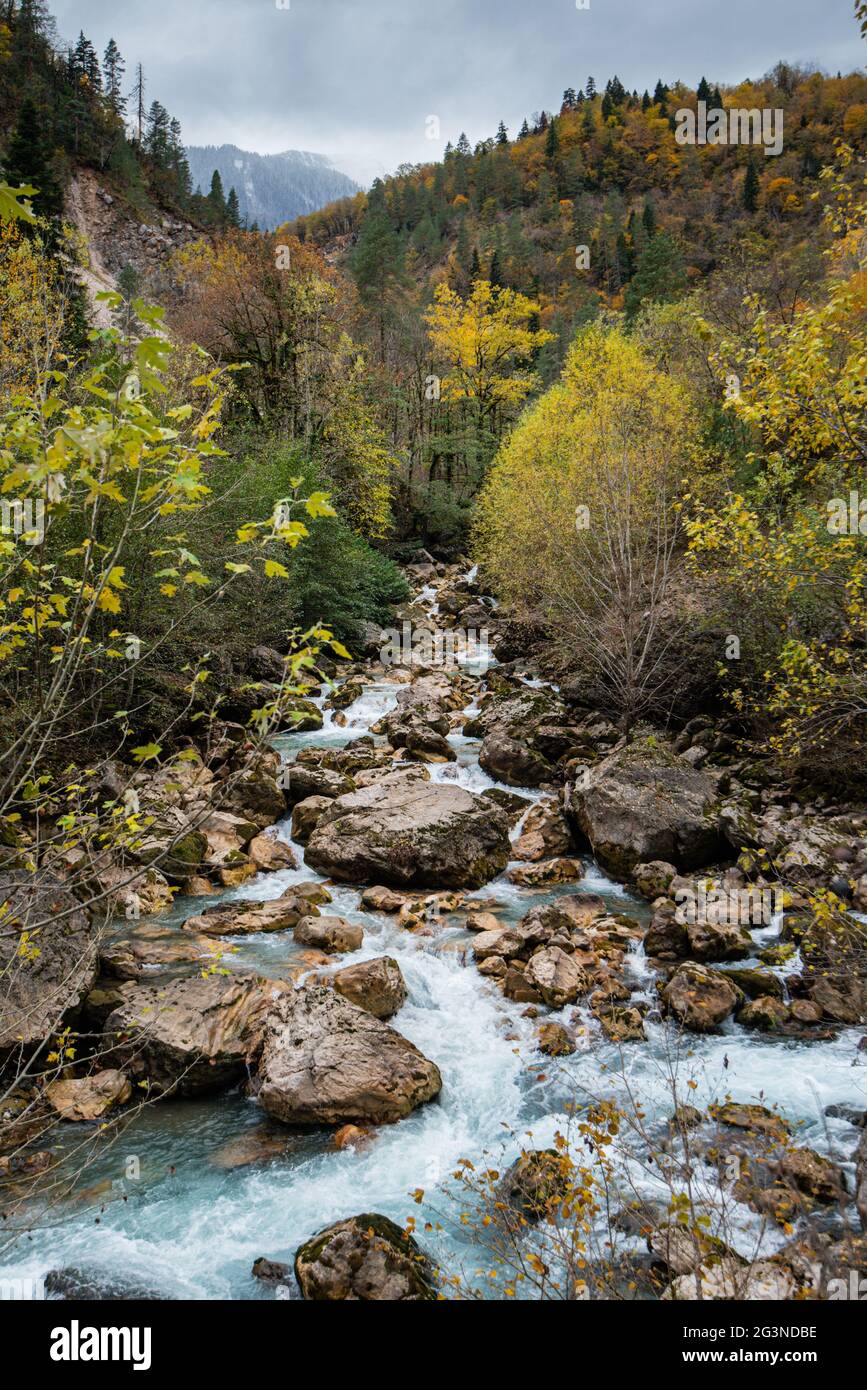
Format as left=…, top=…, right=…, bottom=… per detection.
left=49, top=0, right=865, bottom=181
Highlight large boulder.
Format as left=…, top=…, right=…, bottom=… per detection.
left=0, top=871, right=99, bottom=1064
left=102, top=973, right=272, bottom=1096
left=305, top=776, right=510, bottom=889
left=257, top=985, right=441, bottom=1126
left=294, top=1213, right=437, bottom=1300
left=566, top=741, right=724, bottom=875
left=331, top=957, right=408, bottom=1019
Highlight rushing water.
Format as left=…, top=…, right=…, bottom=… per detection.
left=3, top=582, right=866, bottom=1299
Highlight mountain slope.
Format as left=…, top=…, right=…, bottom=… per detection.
left=185, top=144, right=360, bottom=230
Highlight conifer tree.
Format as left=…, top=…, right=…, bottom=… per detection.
left=103, top=39, right=126, bottom=115
left=496, top=120, right=509, bottom=145
left=208, top=168, right=227, bottom=219
left=226, top=187, right=241, bottom=227
left=586, top=76, right=596, bottom=98
left=2, top=95, right=62, bottom=219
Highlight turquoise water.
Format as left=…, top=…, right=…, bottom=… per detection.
left=2, top=604, right=865, bottom=1300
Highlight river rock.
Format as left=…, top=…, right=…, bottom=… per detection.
left=360, top=885, right=406, bottom=913
left=305, top=778, right=510, bottom=889
left=331, top=956, right=407, bottom=1018
left=282, top=764, right=355, bottom=805
left=512, top=801, right=573, bottom=861
left=507, top=858, right=583, bottom=886
left=294, top=1213, right=437, bottom=1300
left=525, top=946, right=588, bottom=1007
left=248, top=834, right=298, bottom=872
left=182, top=888, right=317, bottom=937
left=0, top=870, right=99, bottom=1063
left=291, top=795, right=333, bottom=843
left=661, top=963, right=742, bottom=1032
left=102, top=973, right=272, bottom=1096
left=44, top=1069, right=132, bottom=1122
left=536, top=1021, right=576, bottom=1055
left=497, top=1149, right=571, bottom=1222
left=633, top=861, right=678, bottom=900
left=478, top=732, right=552, bottom=787
left=257, top=985, right=442, bottom=1125
left=293, top=915, right=363, bottom=954
left=567, top=741, right=724, bottom=875
left=738, top=996, right=790, bottom=1031
left=685, top=916, right=754, bottom=962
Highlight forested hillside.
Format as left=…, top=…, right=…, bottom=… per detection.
left=286, top=58, right=867, bottom=548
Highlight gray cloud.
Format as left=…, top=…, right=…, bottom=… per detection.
left=51, top=0, right=865, bottom=183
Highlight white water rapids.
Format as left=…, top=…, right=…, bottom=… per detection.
left=3, top=585, right=865, bottom=1299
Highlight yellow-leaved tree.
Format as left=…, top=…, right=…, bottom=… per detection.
left=475, top=322, right=697, bottom=734
left=424, top=279, right=553, bottom=433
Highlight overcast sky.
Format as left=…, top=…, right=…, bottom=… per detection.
left=52, top=0, right=865, bottom=185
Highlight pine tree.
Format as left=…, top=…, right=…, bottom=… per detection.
left=586, top=76, right=596, bottom=98
left=697, top=76, right=711, bottom=103
left=146, top=102, right=171, bottom=165
left=488, top=248, right=504, bottom=287
left=743, top=155, right=760, bottom=212
left=653, top=80, right=668, bottom=104
left=208, top=168, right=227, bottom=220
left=561, top=88, right=577, bottom=112
left=518, top=118, right=530, bottom=139
left=470, top=246, right=481, bottom=281
left=72, top=31, right=101, bottom=92
left=642, top=198, right=656, bottom=239
left=455, top=132, right=471, bottom=156
left=2, top=96, right=63, bottom=220
left=496, top=120, right=509, bottom=145
left=601, top=92, right=613, bottom=120
left=545, top=117, right=559, bottom=159
left=642, top=90, right=651, bottom=111
left=225, top=187, right=240, bottom=227
left=103, top=39, right=126, bottom=115
left=711, top=86, right=723, bottom=109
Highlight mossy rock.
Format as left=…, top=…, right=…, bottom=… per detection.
left=294, top=1213, right=437, bottom=1301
